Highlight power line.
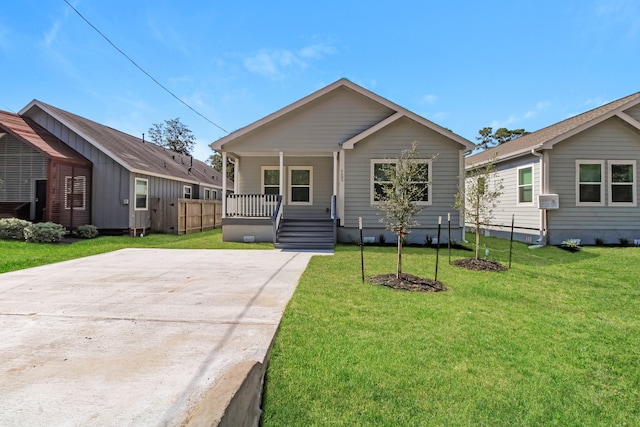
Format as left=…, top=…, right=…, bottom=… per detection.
left=63, top=0, right=228, bottom=134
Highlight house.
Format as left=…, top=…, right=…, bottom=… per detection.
left=211, top=78, right=476, bottom=249
left=0, top=100, right=229, bottom=234
left=466, top=91, right=640, bottom=246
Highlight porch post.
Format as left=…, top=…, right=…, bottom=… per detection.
left=233, top=158, right=239, bottom=193
left=222, top=152, right=227, bottom=218
left=279, top=151, right=284, bottom=197
left=333, top=151, right=338, bottom=196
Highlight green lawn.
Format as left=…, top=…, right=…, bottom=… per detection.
left=0, top=229, right=271, bottom=273
left=262, top=237, right=640, bottom=426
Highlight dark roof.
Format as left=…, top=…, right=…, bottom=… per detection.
left=22, top=100, right=229, bottom=188
left=467, top=91, right=640, bottom=166
left=0, top=110, right=91, bottom=167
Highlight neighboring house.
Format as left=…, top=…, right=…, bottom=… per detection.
left=466, top=91, right=640, bottom=246
left=211, top=78, right=475, bottom=249
left=0, top=100, right=230, bottom=233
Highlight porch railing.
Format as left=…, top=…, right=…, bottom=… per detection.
left=271, top=195, right=284, bottom=244
left=225, top=193, right=280, bottom=218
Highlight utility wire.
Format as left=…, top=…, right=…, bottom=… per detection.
left=63, top=0, right=228, bottom=134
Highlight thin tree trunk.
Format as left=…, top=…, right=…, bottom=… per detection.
left=397, top=233, right=402, bottom=278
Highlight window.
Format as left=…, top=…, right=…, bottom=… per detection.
left=576, top=160, right=604, bottom=205
left=609, top=160, right=636, bottom=205
left=135, top=178, right=148, bottom=210
left=261, top=167, right=280, bottom=195
left=64, top=176, right=86, bottom=210
left=204, top=188, right=211, bottom=200
left=183, top=186, right=192, bottom=199
left=517, top=166, right=533, bottom=204
left=289, top=167, right=313, bottom=205
left=371, top=159, right=431, bottom=205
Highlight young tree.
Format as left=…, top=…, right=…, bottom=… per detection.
left=148, top=118, right=195, bottom=156
left=208, top=152, right=235, bottom=181
left=454, top=159, right=503, bottom=259
left=376, top=142, right=436, bottom=278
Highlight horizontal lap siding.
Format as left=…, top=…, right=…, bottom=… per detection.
left=238, top=156, right=333, bottom=217
left=492, top=155, right=541, bottom=230
left=227, top=87, right=394, bottom=153
left=344, top=117, right=463, bottom=229
left=547, top=117, right=640, bottom=232
left=0, top=136, right=47, bottom=201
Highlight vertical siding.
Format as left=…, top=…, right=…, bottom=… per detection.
left=491, top=154, right=541, bottom=231
left=0, top=136, right=47, bottom=202
left=237, top=155, right=333, bottom=217
left=625, top=104, right=640, bottom=122
left=547, top=117, right=640, bottom=243
left=226, top=87, right=394, bottom=153
left=29, top=109, right=131, bottom=229
left=343, top=117, right=463, bottom=230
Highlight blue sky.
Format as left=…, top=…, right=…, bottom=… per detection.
left=2, top=0, right=640, bottom=161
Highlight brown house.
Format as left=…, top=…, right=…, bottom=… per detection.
left=0, top=111, right=92, bottom=228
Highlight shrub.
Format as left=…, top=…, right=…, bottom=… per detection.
left=75, top=224, right=98, bottom=239
left=594, top=237, right=605, bottom=246
left=0, top=218, right=32, bottom=240
left=619, top=237, right=630, bottom=247
left=23, top=222, right=66, bottom=243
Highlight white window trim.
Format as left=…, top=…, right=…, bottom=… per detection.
left=64, top=176, right=86, bottom=210
left=576, top=160, right=605, bottom=206
left=261, top=166, right=281, bottom=195
left=183, top=185, right=192, bottom=199
left=288, top=166, right=313, bottom=206
left=370, top=158, right=432, bottom=206
left=135, top=178, right=149, bottom=211
left=608, top=160, right=637, bottom=206
left=516, top=165, right=534, bottom=206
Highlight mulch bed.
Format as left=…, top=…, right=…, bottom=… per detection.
left=367, top=273, right=446, bottom=292
left=451, top=258, right=507, bottom=272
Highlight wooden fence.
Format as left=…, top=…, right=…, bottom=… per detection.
left=150, top=198, right=222, bottom=234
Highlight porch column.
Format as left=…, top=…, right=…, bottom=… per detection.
left=333, top=151, right=338, bottom=196
left=222, top=152, right=227, bottom=218
left=279, top=151, right=284, bottom=197
left=233, top=158, right=239, bottom=193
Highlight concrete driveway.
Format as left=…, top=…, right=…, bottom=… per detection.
left=0, top=248, right=325, bottom=426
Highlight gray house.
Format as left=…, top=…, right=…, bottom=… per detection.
left=211, top=79, right=475, bottom=249
left=1, top=100, right=228, bottom=234
left=466, top=91, right=640, bottom=245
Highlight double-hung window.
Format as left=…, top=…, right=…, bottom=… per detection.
left=609, top=160, right=636, bottom=206
left=261, top=167, right=280, bottom=195
left=289, top=167, right=313, bottom=205
left=517, top=166, right=533, bottom=204
left=135, top=178, right=148, bottom=210
left=183, top=186, right=192, bottom=199
left=576, top=160, right=604, bottom=205
left=371, top=159, right=431, bottom=205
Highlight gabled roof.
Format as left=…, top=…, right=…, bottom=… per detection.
left=0, top=110, right=91, bottom=167
left=467, top=91, right=640, bottom=167
left=19, top=100, right=228, bottom=188
left=211, top=78, right=475, bottom=152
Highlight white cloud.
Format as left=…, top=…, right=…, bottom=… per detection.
left=421, top=94, right=438, bottom=105
left=43, top=20, right=61, bottom=48
left=243, top=42, right=336, bottom=79
left=491, top=100, right=550, bottom=129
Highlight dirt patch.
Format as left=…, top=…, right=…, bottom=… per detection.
left=451, top=258, right=507, bottom=272
left=367, top=273, right=446, bottom=292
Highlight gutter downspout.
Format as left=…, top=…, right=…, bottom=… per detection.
left=531, top=148, right=546, bottom=245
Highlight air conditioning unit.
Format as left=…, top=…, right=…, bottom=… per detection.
left=538, top=194, right=559, bottom=209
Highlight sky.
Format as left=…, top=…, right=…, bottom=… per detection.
left=2, top=0, right=640, bottom=162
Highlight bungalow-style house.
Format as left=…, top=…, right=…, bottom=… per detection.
left=211, top=78, right=476, bottom=249
left=466, top=91, right=640, bottom=246
left=0, top=100, right=229, bottom=234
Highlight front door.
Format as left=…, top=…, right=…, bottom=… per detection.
left=35, top=180, right=47, bottom=222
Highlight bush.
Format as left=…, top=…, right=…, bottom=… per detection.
left=0, top=218, right=32, bottom=240
left=75, top=224, right=98, bottom=239
left=23, top=222, right=66, bottom=243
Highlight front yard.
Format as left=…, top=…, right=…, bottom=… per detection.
left=262, top=237, right=640, bottom=426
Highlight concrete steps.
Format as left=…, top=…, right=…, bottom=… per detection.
left=275, top=218, right=335, bottom=250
